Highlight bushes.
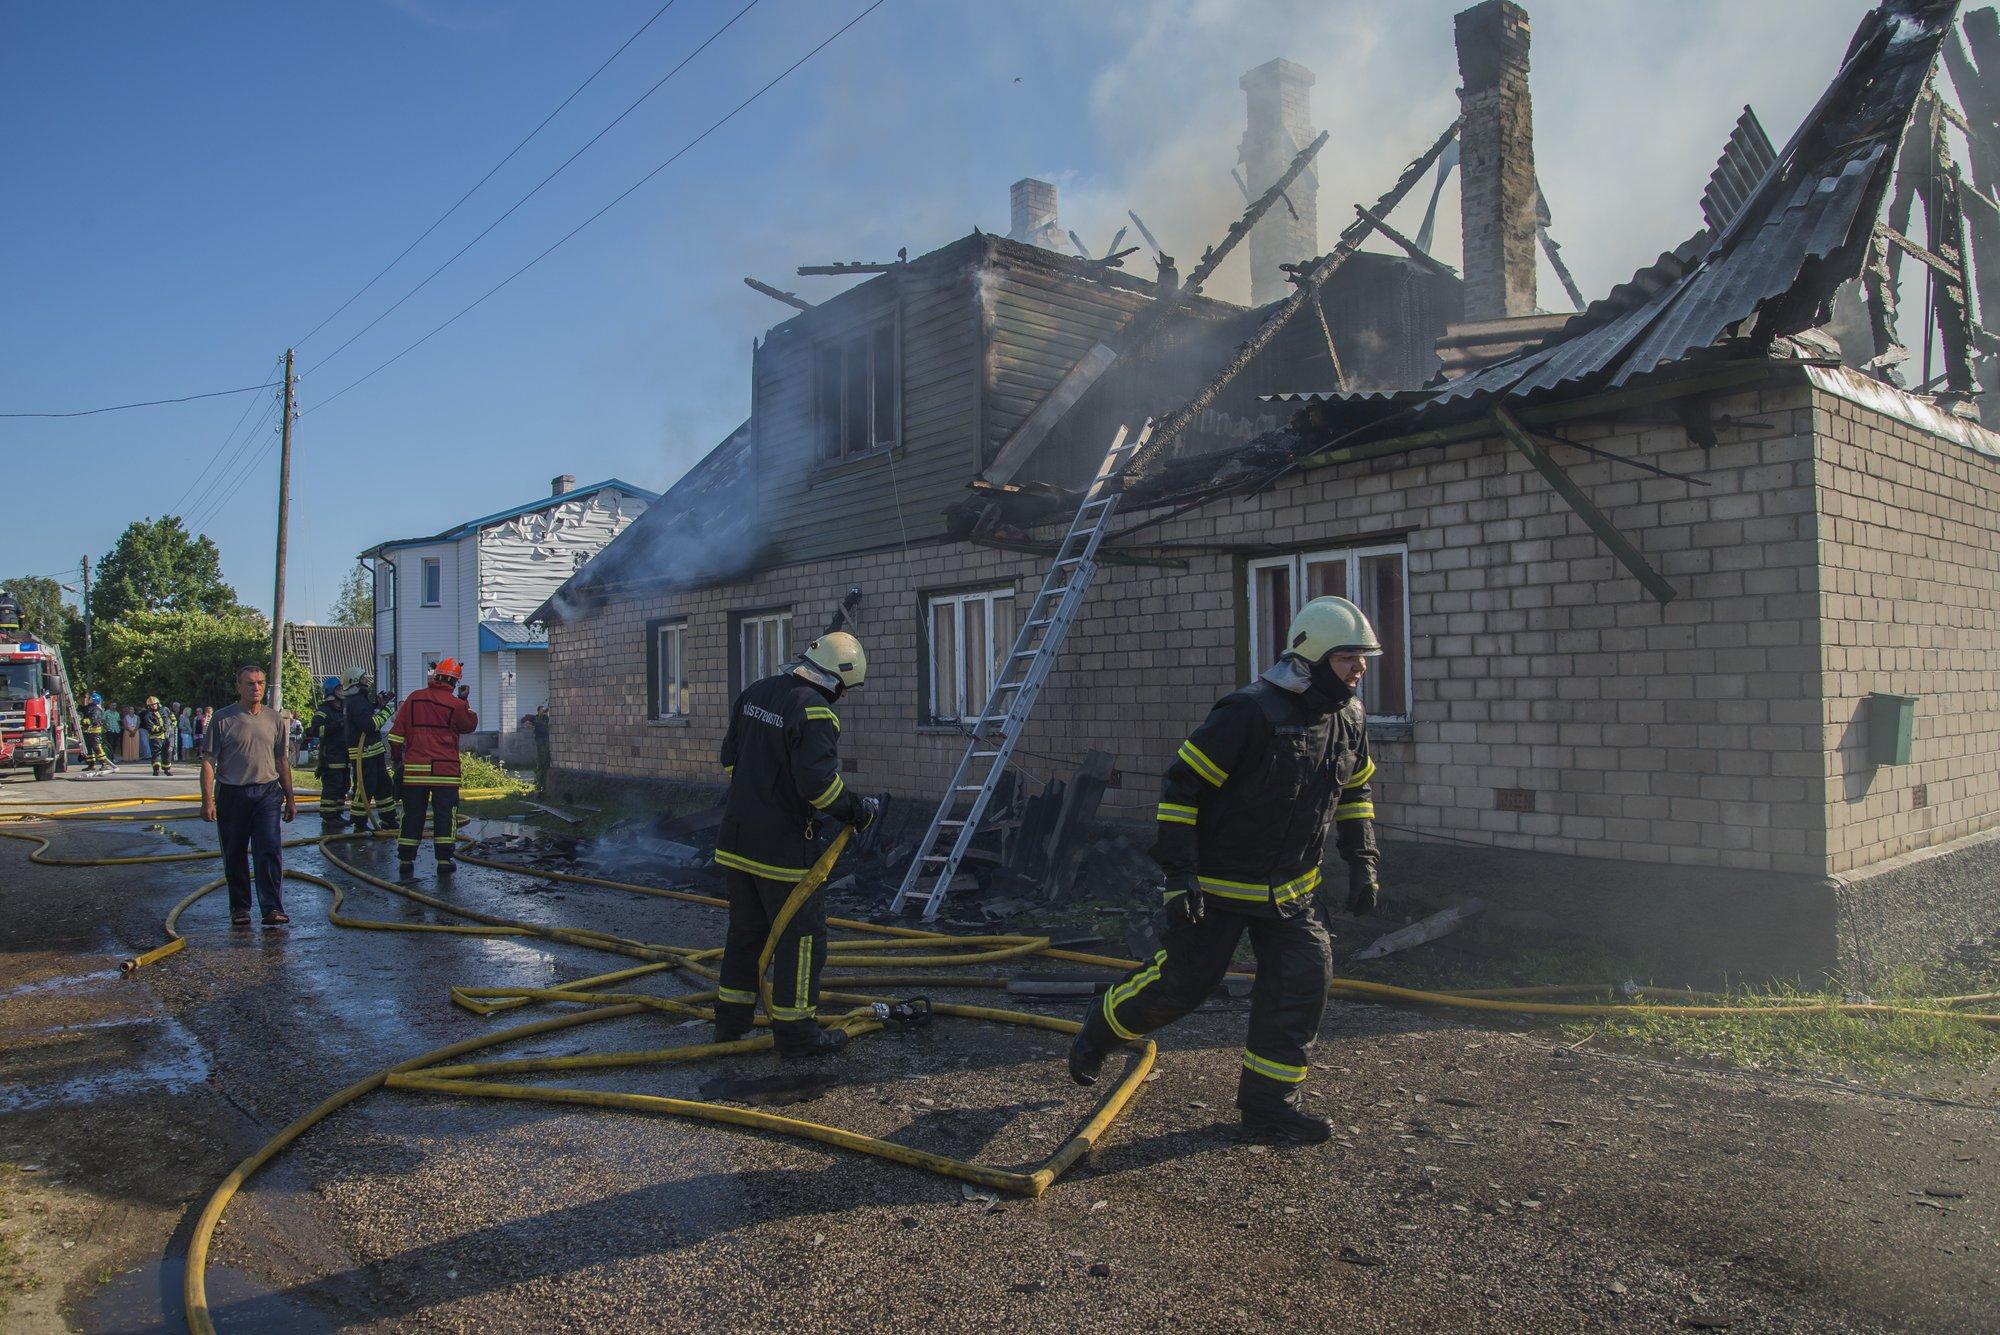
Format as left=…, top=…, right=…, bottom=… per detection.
left=91, top=609, right=311, bottom=709
left=459, top=751, right=528, bottom=794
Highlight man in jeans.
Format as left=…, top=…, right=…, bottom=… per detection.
left=200, top=665, right=298, bottom=927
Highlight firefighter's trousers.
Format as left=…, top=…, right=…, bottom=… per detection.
left=82, top=727, right=109, bottom=768
left=1081, top=902, right=1331, bottom=1113
left=397, top=781, right=458, bottom=864
left=346, top=746, right=400, bottom=828
left=714, top=868, right=830, bottom=1056
left=316, top=757, right=350, bottom=817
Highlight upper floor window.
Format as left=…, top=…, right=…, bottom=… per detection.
left=1246, top=543, right=1410, bottom=720
left=421, top=557, right=442, bottom=607
left=926, top=586, right=1017, bottom=724
left=735, top=610, right=790, bottom=694
left=813, top=318, right=898, bottom=464
left=380, top=566, right=395, bottom=612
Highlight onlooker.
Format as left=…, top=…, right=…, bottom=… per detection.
left=120, top=706, right=139, bottom=762
left=529, top=704, right=551, bottom=790
left=200, top=665, right=297, bottom=927
left=178, top=703, right=194, bottom=759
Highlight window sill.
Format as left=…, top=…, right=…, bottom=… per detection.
left=809, top=444, right=904, bottom=485
left=648, top=715, right=692, bottom=728
left=1367, top=718, right=1414, bottom=743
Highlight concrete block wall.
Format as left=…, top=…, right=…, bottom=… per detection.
left=552, top=381, right=1834, bottom=878
left=1813, top=393, right=2000, bottom=872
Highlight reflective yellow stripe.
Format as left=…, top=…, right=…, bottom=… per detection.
left=1156, top=802, right=1197, bottom=826
left=1242, top=1050, right=1308, bottom=1083
left=795, top=936, right=812, bottom=1013
left=804, top=706, right=841, bottom=731
left=770, top=1003, right=817, bottom=1021
left=1177, top=741, right=1227, bottom=787
left=403, top=776, right=462, bottom=786
left=1197, top=867, right=1322, bottom=905
left=810, top=773, right=845, bottom=810
left=717, top=987, right=757, bottom=1005
left=1334, top=801, right=1375, bottom=821
left=723, top=764, right=734, bottom=775
left=1102, top=950, right=1164, bottom=1041
left=1341, top=757, right=1376, bottom=790
left=713, top=849, right=810, bottom=882
left=385, top=732, right=404, bottom=744
left=402, top=762, right=431, bottom=772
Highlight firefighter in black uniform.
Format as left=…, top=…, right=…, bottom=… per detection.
left=142, top=696, right=177, bottom=776
left=303, top=677, right=351, bottom=824
left=341, top=671, right=400, bottom=832
left=1068, top=596, right=1384, bottom=1143
left=713, top=631, right=879, bottom=1058
left=80, top=692, right=113, bottom=773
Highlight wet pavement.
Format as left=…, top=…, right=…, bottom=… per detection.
left=2, top=768, right=1997, bottom=1332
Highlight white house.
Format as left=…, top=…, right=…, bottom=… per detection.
left=360, top=475, right=656, bottom=747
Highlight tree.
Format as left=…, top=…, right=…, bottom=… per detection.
left=329, top=564, right=373, bottom=626
left=92, top=517, right=238, bottom=630
left=94, top=609, right=310, bottom=711
left=0, top=575, right=75, bottom=643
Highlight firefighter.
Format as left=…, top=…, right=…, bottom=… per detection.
left=142, top=695, right=178, bottom=776
left=712, top=631, right=880, bottom=1058
left=303, top=677, right=351, bottom=823
left=80, top=692, right=113, bottom=774
left=341, top=670, right=400, bottom=831
left=386, top=658, right=478, bottom=871
left=1067, top=596, right=1384, bottom=1144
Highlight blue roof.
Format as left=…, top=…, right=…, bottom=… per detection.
left=479, top=621, right=548, bottom=652
left=362, top=479, right=659, bottom=555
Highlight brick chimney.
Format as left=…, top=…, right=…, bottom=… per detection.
left=1008, top=178, right=1063, bottom=250
left=1455, top=1, right=1537, bottom=321
left=1238, top=58, right=1319, bottom=306
left=551, top=474, right=574, bottom=497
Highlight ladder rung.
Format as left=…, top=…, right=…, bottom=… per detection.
left=955, top=784, right=983, bottom=791
left=938, top=819, right=967, bottom=828
left=972, top=750, right=1002, bottom=758
left=923, top=854, right=949, bottom=862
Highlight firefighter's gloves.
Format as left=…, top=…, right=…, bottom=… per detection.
left=1164, top=870, right=1205, bottom=925
left=1346, top=863, right=1381, bottom=916
left=853, top=795, right=881, bottom=832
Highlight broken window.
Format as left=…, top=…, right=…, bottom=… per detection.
left=813, top=316, right=899, bottom=463
left=734, top=611, right=790, bottom=695
left=1246, top=543, right=1410, bottom=721
left=926, top=586, right=1017, bottom=724
left=648, top=618, right=687, bottom=719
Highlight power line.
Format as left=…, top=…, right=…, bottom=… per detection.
left=185, top=397, right=284, bottom=534
left=294, top=0, right=688, bottom=351
left=0, top=382, right=282, bottom=419
left=319, top=0, right=887, bottom=410
left=169, top=355, right=285, bottom=518
left=308, top=0, right=762, bottom=376
left=179, top=386, right=282, bottom=529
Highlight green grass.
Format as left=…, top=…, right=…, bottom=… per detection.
left=0, top=1165, right=40, bottom=1317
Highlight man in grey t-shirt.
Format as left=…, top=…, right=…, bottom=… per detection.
left=201, top=665, right=297, bottom=926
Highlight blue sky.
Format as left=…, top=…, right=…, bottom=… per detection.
left=1, top=0, right=1884, bottom=621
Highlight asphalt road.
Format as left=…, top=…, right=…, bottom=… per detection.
left=2, top=769, right=1995, bottom=1332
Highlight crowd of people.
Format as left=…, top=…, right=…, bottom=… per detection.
left=77, top=695, right=219, bottom=775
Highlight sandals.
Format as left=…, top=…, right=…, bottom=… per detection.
left=262, top=912, right=291, bottom=926
left=231, top=914, right=252, bottom=927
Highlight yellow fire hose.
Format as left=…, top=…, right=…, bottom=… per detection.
left=6, top=793, right=1999, bottom=1334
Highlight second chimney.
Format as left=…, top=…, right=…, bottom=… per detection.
left=1009, top=178, right=1062, bottom=250
left=551, top=474, right=575, bottom=497
left=1239, top=59, right=1319, bottom=306
left=1455, top=1, right=1537, bottom=321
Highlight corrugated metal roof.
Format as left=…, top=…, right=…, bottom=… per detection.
left=1379, top=0, right=1953, bottom=421
left=364, top=478, right=660, bottom=554
left=284, top=624, right=373, bottom=682
left=478, top=620, right=547, bottom=651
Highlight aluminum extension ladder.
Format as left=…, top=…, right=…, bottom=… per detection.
left=890, top=422, right=1151, bottom=919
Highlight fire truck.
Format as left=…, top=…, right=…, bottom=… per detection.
left=0, top=593, right=85, bottom=781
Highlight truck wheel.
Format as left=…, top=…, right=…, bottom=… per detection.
left=33, top=762, right=55, bottom=781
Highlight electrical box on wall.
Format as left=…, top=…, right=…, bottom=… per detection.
left=1867, top=692, right=1916, bottom=767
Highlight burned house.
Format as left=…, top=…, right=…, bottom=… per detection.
left=543, top=0, right=2000, bottom=980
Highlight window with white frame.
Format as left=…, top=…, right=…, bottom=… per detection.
left=421, top=556, right=442, bottom=606
left=648, top=618, right=687, bottom=719
left=927, top=587, right=1017, bottom=723
left=1246, top=543, right=1410, bottom=720
left=735, top=611, right=790, bottom=693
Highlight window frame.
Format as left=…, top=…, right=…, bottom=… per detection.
left=730, top=609, right=792, bottom=697
left=1244, top=541, right=1413, bottom=723
left=923, top=585, right=1019, bottom=726
left=810, top=311, right=901, bottom=467
left=645, top=617, right=689, bottom=722
left=420, top=556, right=442, bottom=607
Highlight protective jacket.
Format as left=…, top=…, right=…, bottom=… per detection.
left=715, top=669, right=862, bottom=883
left=1152, top=659, right=1377, bottom=916
left=81, top=702, right=105, bottom=735
left=304, top=696, right=350, bottom=758
left=386, top=683, right=478, bottom=783
left=343, top=690, right=391, bottom=759
left=141, top=705, right=176, bottom=741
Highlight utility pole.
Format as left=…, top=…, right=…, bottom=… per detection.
left=79, top=554, right=92, bottom=660
left=270, top=349, right=296, bottom=711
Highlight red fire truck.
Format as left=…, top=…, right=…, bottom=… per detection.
left=0, top=594, right=84, bottom=781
